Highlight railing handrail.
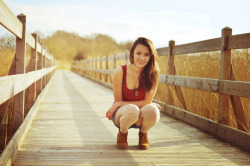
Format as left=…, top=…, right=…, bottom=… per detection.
left=0, top=66, right=56, bottom=105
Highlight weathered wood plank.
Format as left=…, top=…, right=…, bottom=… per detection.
left=0, top=0, right=22, bottom=38
left=228, top=33, right=250, bottom=49
left=26, top=32, right=35, bottom=48
left=159, top=74, right=219, bottom=92
left=156, top=47, right=169, bottom=56
left=0, top=67, right=56, bottom=105
left=173, top=37, right=221, bottom=55
left=220, top=80, right=250, bottom=98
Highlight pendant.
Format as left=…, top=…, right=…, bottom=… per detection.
left=135, top=90, right=138, bottom=96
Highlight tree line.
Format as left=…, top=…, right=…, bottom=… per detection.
left=0, top=31, right=133, bottom=69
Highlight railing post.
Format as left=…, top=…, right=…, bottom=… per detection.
left=42, top=47, right=46, bottom=88
left=218, top=27, right=232, bottom=125
left=105, top=55, right=108, bottom=82
left=37, top=44, right=43, bottom=96
left=95, top=57, right=98, bottom=78
left=111, top=54, right=116, bottom=84
left=27, top=33, right=38, bottom=110
left=100, top=57, right=102, bottom=80
left=113, top=54, right=116, bottom=69
left=166, top=40, right=175, bottom=106
left=14, top=14, right=26, bottom=131
left=125, top=50, right=129, bottom=64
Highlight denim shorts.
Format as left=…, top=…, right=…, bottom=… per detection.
left=112, top=110, right=140, bottom=129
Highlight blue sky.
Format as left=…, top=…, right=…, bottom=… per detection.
left=1, top=0, right=250, bottom=48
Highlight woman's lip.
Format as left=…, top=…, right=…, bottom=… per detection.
left=138, top=61, right=145, bottom=65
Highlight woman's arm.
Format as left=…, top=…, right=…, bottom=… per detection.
left=106, top=67, right=160, bottom=120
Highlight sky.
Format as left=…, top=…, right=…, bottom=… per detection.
left=1, top=0, right=250, bottom=48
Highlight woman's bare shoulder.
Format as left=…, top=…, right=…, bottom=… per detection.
left=114, top=66, right=123, bottom=75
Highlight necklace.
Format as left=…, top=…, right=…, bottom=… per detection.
left=131, top=65, right=139, bottom=96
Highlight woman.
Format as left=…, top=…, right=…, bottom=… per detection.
left=106, top=37, right=161, bottom=150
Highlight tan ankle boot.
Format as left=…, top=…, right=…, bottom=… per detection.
left=117, top=131, right=128, bottom=149
left=139, top=131, right=149, bottom=150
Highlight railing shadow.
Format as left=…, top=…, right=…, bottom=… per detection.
left=157, top=116, right=250, bottom=165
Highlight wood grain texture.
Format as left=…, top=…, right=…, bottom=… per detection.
left=11, top=70, right=250, bottom=166
left=173, top=38, right=221, bottom=55
left=0, top=0, right=22, bottom=38
left=228, top=33, right=250, bottom=49
left=218, top=27, right=232, bottom=125
left=0, top=67, right=56, bottom=105
left=14, top=14, right=27, bottom=131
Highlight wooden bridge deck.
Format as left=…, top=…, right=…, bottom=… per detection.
left=13, top=70, right=250, bottom=166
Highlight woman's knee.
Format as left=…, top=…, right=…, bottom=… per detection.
left=124, top=104, right=140, bottom=120
left=141, top=104, right=160, bottom=122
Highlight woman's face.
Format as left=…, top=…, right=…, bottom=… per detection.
left=133, top=44, right=150, bottom=68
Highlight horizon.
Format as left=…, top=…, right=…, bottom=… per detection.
left=1, top=0, right=250, bottom=48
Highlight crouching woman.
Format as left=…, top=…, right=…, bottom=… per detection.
left=106, top=37, right=161, bottom=150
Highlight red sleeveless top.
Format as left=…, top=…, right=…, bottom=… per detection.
left=122, top=65, right=145, bottom=101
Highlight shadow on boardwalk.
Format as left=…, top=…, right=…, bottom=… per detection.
left=13, top=70, right=250, bottom=166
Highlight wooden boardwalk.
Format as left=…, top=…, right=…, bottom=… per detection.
left=13, top=70, right=250, bottom=166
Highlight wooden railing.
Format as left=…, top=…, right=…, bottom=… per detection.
left=71, top=27, right=250, bottom=152
left=0, top=1, right=56, bottom=164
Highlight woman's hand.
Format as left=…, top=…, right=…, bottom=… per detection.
left=152, top=103, right=162, bottom=110
left=106, top=102, right=120, bottom=120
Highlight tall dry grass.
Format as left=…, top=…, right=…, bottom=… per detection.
left=0, top=45, right=33, bottom=152
left=155, top=49, right=250, bottom=131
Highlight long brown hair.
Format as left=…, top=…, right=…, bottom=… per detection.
left=129, top=37, right=159, bottom=92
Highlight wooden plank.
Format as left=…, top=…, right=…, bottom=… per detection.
left=0, top=73, right=55, bottom=166
left=0, top=67, right=56, bottom=105
left=156, top=47, right=169, bottom=56
left=26, top=32, right=35, bottom=48
left=219, top=80, right=250, bottom=98
left=218, top=27, right=232, bottom=125
left=36, top=43, right=42, bottom=54
left=166, top=75, right=219, bottom=92
left=173, top=38, right=221, bottom=55
left=0, top=0, right=22, bottom=38
left=160, top=74, right=250, bottom=97
left=228, top=33, right=250, bottom=49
